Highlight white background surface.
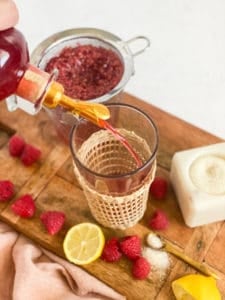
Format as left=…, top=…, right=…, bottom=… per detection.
left=16, top=0, right=225, bottom=139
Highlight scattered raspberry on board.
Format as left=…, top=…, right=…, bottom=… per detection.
left=11, top=194, right=36, bottom=218
left=40, top=211, right=66, bottom=235
left=119, top=235, right=142, bottom=260
left=101, top=237, right=122, bottom=262
left=8, top=135, right=25, bottom=157
left=149, top=210, right=169, bottom=230
left=150, top=177, right=168, bottom=200
left=0, top=180, right=14, bottom=202
left=20, top=143, right=41, bottom=166
left=132, top=256, right=151, bottom=280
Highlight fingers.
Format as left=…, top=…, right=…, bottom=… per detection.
left=0, top=0, right=19, bottom=30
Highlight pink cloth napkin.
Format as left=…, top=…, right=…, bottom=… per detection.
left=0, top=222, right=125, bottom=300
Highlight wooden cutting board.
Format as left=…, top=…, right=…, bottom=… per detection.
left=0, top=93, right=224, bottom=299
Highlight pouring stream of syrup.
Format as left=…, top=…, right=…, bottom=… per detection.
left=57, top=95, right=142, bottom=168
left=99, top=119, right=142, bottom=168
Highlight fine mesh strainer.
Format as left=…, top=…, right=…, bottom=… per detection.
left=30, top=28, right=150, bottom=142
left=31, top=27, right=150, bottom=103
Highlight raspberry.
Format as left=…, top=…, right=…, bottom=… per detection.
left=101, top=237, right=122, bottom=262
left=149, top=210, right=169, bottom=230
left=150, top=177, right=168, bottom=200
left=119, top=235, right=141, bottom=260
left=20, top=144, right=41, bottom=166
left=8, top=135, right=25, bottom=157
left=11, top=194, right=36, bottom=218
left=132, top=257, right=151, bottom=279
left=0, top=180, right=14, bottom=201
left=40, top=211, right=65, bottom=235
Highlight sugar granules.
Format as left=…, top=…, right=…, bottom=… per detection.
left=142, top=233, right=171, bottom=281
left=146, top=232, right=164, bottom=249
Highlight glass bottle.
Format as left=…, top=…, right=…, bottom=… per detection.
left=0, top=27, right=109, bottom=125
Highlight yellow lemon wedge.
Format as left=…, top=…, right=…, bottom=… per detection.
left=63, top=222, right=105, bottom=265
left=172, top=274, right=221, bottom=300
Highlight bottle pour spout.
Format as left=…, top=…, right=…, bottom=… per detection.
left=43, top=81, right=110, bottom=127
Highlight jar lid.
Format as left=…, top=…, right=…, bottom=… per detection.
left=31, top=27, right=150, bottom=103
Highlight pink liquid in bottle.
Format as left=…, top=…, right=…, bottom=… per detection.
left=0, top=28, right=29, bottom=100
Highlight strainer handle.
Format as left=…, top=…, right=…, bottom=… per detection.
left=125, top=36, right=150, bottom=57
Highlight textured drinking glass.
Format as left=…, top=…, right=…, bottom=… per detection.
left=70, top=103, right=158, bottom=229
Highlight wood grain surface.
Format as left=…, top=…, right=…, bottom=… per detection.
left=0, top=93, right=224, bottom=300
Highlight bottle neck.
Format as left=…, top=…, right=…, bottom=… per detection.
left=15, top=63, right=62, bottom=113
left=14, top=63, right=110, bottom=126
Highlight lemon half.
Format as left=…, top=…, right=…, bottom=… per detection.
left=172, top=274, right=221, bottom=300
left=63, top=222, right=105, bottom=265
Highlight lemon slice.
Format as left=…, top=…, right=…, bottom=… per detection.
left=172, top=274, right=221, bottom=300
left=63, top=222, right=105, bottom=265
